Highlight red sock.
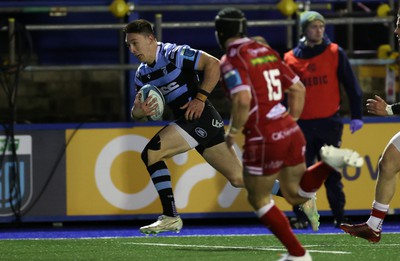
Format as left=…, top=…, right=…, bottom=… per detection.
left=300, top=161, right=334, bottom=192
left=259, top=204, right=305, bottom=256
left=371, top=208, right=387, bottom=219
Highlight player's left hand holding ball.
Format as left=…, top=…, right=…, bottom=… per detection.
left=131, top=92, right=159, bottom=120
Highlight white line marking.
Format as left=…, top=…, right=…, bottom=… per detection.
left=125, top=242, right=351, bottom=254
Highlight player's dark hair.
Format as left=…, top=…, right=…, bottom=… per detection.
left=215, top=7, right=247, bottom=50
left=123, top=19, right=155, bottom=36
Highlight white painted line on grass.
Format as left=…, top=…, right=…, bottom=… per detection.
left=125, top=242, right=351, bottom=254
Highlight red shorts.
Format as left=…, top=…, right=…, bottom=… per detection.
left=243, top=114, right=306, bottom=176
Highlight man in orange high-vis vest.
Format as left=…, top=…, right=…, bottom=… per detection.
left=284, top=11, right=364, bottom=229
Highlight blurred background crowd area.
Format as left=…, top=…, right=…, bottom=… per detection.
left=1, top=0, right=399, bottom=123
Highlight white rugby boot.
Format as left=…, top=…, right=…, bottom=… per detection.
left=320, top=145, right=364, bottom=169
left=300, top=195, right=320, bottom=232
left=277, top=250, right=312, bottom=261
left=139, top=215, right=183, bottom=235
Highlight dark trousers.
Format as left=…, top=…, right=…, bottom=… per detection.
left=294, top=113, right=345, bottom=224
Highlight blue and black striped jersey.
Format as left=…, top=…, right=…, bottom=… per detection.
left=135, top=42, right=203, bottom=118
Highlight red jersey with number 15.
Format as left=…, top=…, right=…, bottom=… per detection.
left=220, top=37, right=300, bottom=130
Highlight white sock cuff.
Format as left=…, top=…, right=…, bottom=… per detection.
left=298, top=188, right=316, bottom=199
left=367, top=217, right=383, bottom=232
left=373, top=200, right=389, bottom=212
left=255, top=199, right=275, bottom=218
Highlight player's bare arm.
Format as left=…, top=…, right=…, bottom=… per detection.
left=286, top=81, right=306, bottom=121
left=225, top=90, right=251, bottom=148
left=181, top=52, right=221, bottom=121
left=196, top=51, right=221, bottom=94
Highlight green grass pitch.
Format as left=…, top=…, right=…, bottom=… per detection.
left=1, top=233, right=400, bottom=260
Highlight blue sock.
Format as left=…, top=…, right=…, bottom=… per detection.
left=272, top=179, right=280, bottom=196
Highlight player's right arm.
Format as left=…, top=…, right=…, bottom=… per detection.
left=175, top=46, right=220, bottom=121
left=279, top=59, right=305, bottom=121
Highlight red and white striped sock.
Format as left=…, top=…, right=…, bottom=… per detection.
left=366, top=200, right=389, bottom=231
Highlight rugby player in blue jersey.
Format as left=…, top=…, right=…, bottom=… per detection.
left=125, top=19, right=244, bottom=234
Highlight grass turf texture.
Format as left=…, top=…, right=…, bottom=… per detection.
left=1, top=233, right=400, bottom=260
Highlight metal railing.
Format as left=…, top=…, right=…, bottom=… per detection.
left=2, top=16, right=396, bottom=72
left=21, top=59, right=397, bottom=72
left=1, top=2, right=398, bottom=71
left=0, top=2, right=331, bottom=14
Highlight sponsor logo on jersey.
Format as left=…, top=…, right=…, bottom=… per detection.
left=195, top=127, right=207, bottom=138
left=265, top=160, right=284, bottom=169
left=271, top=125, right=299, bottom=141
left=159, top=81, right=180, bottom=94
left=250, top=54, right=278, bottom=66
left=212, top=119, right=224, bottom=128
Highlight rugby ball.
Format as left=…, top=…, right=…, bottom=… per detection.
left=138, top=84, right=165, bottom=121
